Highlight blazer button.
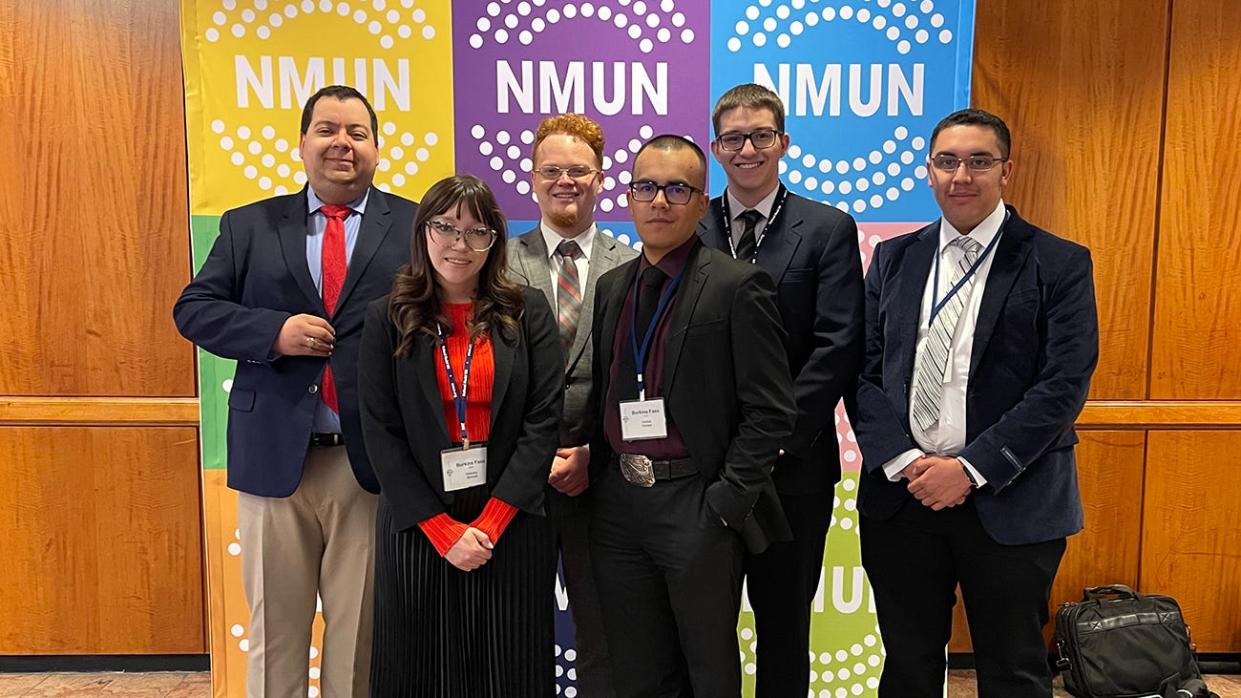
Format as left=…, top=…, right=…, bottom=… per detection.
left=308, top=384, right=319, bottom=394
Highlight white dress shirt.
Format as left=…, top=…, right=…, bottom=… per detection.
left=881, top=199, right=1009, bottom=485
left=540, top=222, right=596, bottom=303
left=726, top=185, right=781, bottom=249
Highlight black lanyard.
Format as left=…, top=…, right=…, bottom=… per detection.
left=719, top=183, right=789, bottom=263
left=929, top=212, right=1008, bottom=324
left=436, top=323, right=476, bottom=449
left=628, top=266, right=687, bottom=400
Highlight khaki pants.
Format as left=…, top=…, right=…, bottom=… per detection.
left=238, top=446, right=377, bottom=698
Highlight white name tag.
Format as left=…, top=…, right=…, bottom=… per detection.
left=441, top=446, right=487, bottom=492
left=620, top=398, right=669, bottom=441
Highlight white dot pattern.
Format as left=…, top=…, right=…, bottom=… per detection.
left=725, top=0, right=953, bottom=54
left=466, top=0, right=695, bottom=53
left=204, top=0, right=437, bottom=44
left=779, top=127, right=927, bottom=213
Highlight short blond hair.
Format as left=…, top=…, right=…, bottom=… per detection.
left=530, top=113, right=606, bottom=167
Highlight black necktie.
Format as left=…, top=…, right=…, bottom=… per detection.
left=735, top=209, right=763, bottom=261
left=616, top=266, right=669, bottom=401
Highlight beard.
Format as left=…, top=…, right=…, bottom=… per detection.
left=545, top=206, right=581, bottom=230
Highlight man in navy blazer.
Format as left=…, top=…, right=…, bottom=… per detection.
left=697, top=83, right=865, bottom=698
left=853, top=109, right=1098, bottom=698
left=174, top=85, right=416, bottom=697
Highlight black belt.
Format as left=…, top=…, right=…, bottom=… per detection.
left=309, top=432, right=345, bottom=448
left=612, top=454, right=698, bottom=481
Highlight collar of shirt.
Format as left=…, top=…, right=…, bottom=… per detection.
left=539, top=221, right=596, bottom=263
left=726, top=183, right=781, bottom=224
left=937, top=198, right=1006, bottom=254
left=638, top=234, right=699, bottom=279
left=306, top=187, right=370, bottom=218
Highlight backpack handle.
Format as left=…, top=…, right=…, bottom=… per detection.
left=1083, top=584, right=1139, bottom=600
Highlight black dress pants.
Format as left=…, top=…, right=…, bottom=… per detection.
left=742, top=490, right=832, bottom=698
left=548, top=489, right=614, bottom=698
left=860, top=497, right=1066, bottom=698
left=589, top=466, right=745, bottom=698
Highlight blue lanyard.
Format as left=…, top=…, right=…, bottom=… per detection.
left=929, top=213, right=1007, bottom=324
left=436, top=323, right=476, bottom=449
left=628, top=266, right=687, bottom=400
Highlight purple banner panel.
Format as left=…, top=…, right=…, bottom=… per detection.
left=453, top=0, right=711, bottom=222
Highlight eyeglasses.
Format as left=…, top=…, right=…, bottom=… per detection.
left=427, top=219, right=497, bottom=252
left=534, top=165, right=600, bottom=181
left=715, top=128, right=783, bottom=152
left=628, top=181, right=704, bottom=206
left=930, top=154, right=1006, bottom=172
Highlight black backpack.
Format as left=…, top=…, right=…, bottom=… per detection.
left=1054, top=585, right=1217, bottom=698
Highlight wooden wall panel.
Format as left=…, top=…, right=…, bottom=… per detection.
left=1141, top=431, right=1241, bottom=652
left=1150, top=1, right=1241, bottom=398
left=949, top=431, right=1147, bottom=651
left=0, top=0, right=194, bottom=397
left=971, top=0, right=1169, bottom=400
left=0, top=427, right=205, bottom=654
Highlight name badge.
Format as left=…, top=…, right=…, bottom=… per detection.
left=620, top=398, right=668, bottom=441
left=441, top=446, right=487, bottom=492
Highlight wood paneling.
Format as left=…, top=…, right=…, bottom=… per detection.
left=971, top=0, right=1170, bottom=400
left=1141, top=431, right=1241, bottom=652
left=949, top=431, right=1146, bottom=651
left=0, top=427, right=205, bottom=654
left=0, top=0, right=194, bottom=397
left=0, top=398, right=200, bottom=426
left=1151, top=1, right=1241, bottom=398
left=1078, top=401, right=1241, bottom=428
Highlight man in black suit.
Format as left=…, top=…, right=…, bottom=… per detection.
left=853, top=108, right=1098, bottom=697
left=506, top=113, right=637, bottom=697
left=698, top=82, right=865, bottom=698
left=174, top=85, right=416, bottom=697
left=587, top=134, right=795, bottom=697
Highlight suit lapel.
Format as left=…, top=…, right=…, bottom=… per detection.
left=969, top=214, right=1033, bottom=382
left=568, top=234, right=620, bottom=369
left=489, top=326, right=514, bottom=433
left=414, top=334, right=451, bottom=444
left=696, top=198, right=729, bottom=252
left=661, top=245, right=709, bottom=398
left=894, top=224, right=939, bottom=388
left=517, top=229, right=557, bottom=303
left=334, top=187, right=394, bottom=319
left=755, top=204, right=802, bottom=284
left=277, top=189, right=322, bottom=310
left=597, top=259, right=639, bottom=393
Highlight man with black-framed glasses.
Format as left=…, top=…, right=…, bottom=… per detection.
left=585, top=134, right=795, bottom=697
left=697, top=82, right=866, bottom=698
left=854, top=108, right=1098, bottom=697
left=506, top=113, right=637, bottom=698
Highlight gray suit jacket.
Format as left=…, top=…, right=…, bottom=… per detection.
left=507, top=225, right=639, bottom=446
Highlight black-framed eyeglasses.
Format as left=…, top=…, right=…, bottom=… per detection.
left=715, top=128, right=783, bottom=152
left=427, top=218, right=497, bottom=252
left=930, top=154, right=1006, bottom=172
left=534, top=165, right=601, bottom=181
left=628, top=180, right=705, bottom=206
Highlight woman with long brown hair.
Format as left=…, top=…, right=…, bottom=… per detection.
left=357, top=174, right=563, bottom=695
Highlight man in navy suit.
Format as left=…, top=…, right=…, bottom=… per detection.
left=697, top=83, right=865, bottom=698
left=853, top=108, right=1098, bottom=698
left=174, top=85, right=416, bottom=697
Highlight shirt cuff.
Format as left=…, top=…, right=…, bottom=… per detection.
left=959, top=456, right=988, bottom=488
left=418, top=513, right=469, bottom=557
left=882, top=449, right=925, bottom=482
left=471, top=497, right=518, bottom=544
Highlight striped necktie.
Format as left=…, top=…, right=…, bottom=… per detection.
left=555, top=239, right=583, bottom=355
left=910, top=235, right=983, bottom=432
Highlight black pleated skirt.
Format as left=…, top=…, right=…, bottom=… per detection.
left=370, top=487, right=557, bottom=697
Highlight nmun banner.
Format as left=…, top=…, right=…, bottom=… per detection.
left=180, top=1, right=974, bottom=695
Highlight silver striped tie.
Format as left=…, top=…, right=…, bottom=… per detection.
left=910, top=236, right=984, bottom=432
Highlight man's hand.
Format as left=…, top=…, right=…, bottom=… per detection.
left=548, top=445, right=590, bottom=497
left=273, top=314, right=336, bottom=357
left=907, top=456, right=972, bottom=511
left=899, top=455, right=932, bottom=481
left=444, top=527, right=493, bottom=572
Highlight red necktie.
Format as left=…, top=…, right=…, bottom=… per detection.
left=320, top=204, right=351, bottom=414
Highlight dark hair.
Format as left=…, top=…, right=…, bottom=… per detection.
left=930, top=108, right=1012, bottom=159
left=634, top=134, right=708, bottom=189
left=300, top=85, right=379, bottom=144
left=388, top=175, right=524, bottom=357
left=712, top=83, right=786, bottom=135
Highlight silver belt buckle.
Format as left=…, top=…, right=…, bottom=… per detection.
left=619, top=454, right=655, bottom=488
